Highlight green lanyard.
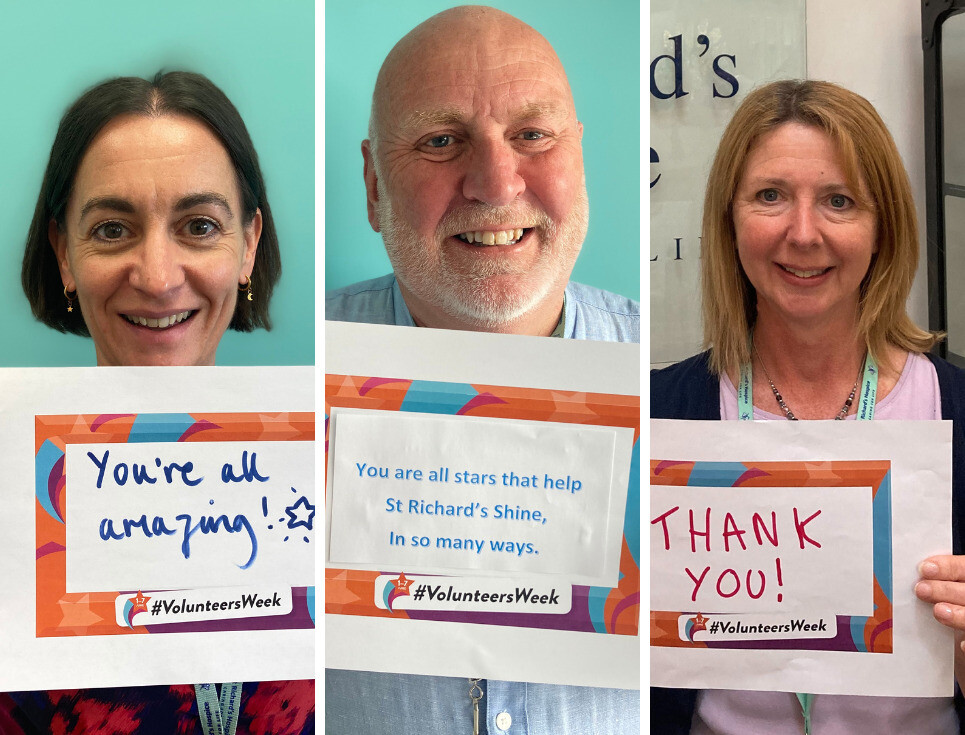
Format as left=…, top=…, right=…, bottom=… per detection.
left=195, top=682, right=242, bottom=735
left=737, top=351, right=879, bottom=734
left=738, top=352, right=879, bottom=422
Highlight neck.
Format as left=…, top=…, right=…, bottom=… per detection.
left=399, top=283, right=565, bottom=337
left=752, top=308, right=865, bottom=384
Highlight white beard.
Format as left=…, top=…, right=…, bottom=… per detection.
left=375, top=182, right=588, bottom=328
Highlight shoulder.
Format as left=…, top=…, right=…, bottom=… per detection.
left=924, top=352, right=965, bottom=419
left=651, top=351, right=721, bottom=420
left=325, top=274, right=398, bottom=325
left=564, top=282, right=640, bottom=343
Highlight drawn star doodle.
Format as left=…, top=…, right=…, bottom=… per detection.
left=285, top=493, right=315, bottom=531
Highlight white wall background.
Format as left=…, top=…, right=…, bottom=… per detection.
left=806, top=0, right=929, bottom=327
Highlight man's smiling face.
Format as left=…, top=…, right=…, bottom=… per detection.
left=363, top=6, right=587, bottom=333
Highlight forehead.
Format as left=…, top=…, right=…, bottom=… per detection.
left=739, top=122, right=869, bottom=190
left=380, top=37, right=576, bottom=132
left=72, top=114, right=238, bottom=199
left=742, top=123, right=841, bottom=172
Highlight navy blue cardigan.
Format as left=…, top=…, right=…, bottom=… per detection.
left=650, top=351, right=965, bottom=734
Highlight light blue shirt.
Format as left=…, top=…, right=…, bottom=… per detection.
left=324, top=273, right=640, bottom=734
left=326, top=670, right=640, bottom=735
left=325, top=274, right=640, bottom=343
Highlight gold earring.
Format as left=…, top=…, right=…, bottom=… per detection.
left=239, top=274, right=253, bottom=302
left=64, top=286, right=77, bottom=313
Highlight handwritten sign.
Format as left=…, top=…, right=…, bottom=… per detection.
left=66, top=441, right=314, bottom=592
left=329, top=409, right=628, bottom=586
left=650, top=485, right=874, bottom=614
left=650, top=419, right=954, bottom=698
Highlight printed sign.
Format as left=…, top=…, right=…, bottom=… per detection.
left=330, top=410, right=623, bottom=585
left=36, top=412, right=315, bottom=637
left=326, top=375, right=639, bottom=643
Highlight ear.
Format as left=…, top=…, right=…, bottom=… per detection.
left=49, top=219, right=75, bottom=291
left=241, top=208, right=263, bottom=279
left=577, top=120, right=583, bottom=141
left=362, top=139, right=381, bottom=233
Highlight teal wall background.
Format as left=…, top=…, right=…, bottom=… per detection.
left=1, top=0, right=313, bottom=366
left=325, top=0, right=641, bottom=302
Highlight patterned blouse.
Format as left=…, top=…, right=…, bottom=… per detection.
left=0, top=680, right=314, bottom=734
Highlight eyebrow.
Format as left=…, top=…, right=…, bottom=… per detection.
left=400, top=101, right=570, bottom=133
left=513, top=101, right=568, bottom=123
left=79, top=196, right=135, bottom=220
left=174, top=192, right=235, bottom=218
left=77, top=192, right=235, bottom=220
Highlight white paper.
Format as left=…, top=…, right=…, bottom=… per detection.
left=324, top=323, right=640, bottom=689
left=67, top=441, right=314, bottom=592
left=650, top=419, right=954, bottom=698
left=329, top=410, right=624, bottom=585
left=651, top=485, right=873, bottom=614
left=0, top=366, right=313, bottom=691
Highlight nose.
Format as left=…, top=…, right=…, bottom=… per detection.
left=462, top=138, right=525, bottom=206
left=786, top=201, right=821, bottom=248
left=128, top=227, right=185, bottom=297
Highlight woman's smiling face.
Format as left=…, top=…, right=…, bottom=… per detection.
left=51, top=113, right=261, bottom=366
left=732, top=122, right=877, bottom=329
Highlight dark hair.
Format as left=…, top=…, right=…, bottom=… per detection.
left=21, top=70, right=280, bottom=334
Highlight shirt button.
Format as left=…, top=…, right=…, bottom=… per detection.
left=495, top=711, right=513, bottom=731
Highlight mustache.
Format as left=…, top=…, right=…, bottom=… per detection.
left=437, top=203, right=553, bottom=235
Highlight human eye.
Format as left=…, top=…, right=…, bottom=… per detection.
left=415, top=131, right=463, bottom=158
left=91, top=220, right=130, bottom=242
left=425, top=134, right=453, bottom=148
left=519, top=130, right=545, bottom=141
left=828, top=193, right=854, bottom=209
left=756, top=188, right=781, bottom=203
left=182, top=217, right=222, bottom=238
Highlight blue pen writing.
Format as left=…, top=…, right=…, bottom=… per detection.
left=98, top=510, right=258, bottom=569
left=221, top=450, right=269, bottom=483
left=176, top=513, right=258, bottom=569
left=87, top=450, right=203, bottom=488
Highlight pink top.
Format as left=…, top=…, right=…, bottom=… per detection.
left=699, top=352, right=956, bottom=735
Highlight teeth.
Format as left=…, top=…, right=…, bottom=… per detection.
left=125, top=310, right=192, bottom=329
left=783, top=265, right=826, bottom=278
left=457, top=228, right=525, bottom=245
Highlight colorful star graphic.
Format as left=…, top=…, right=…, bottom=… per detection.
left=129, top=591, right=151, bottom=615
left=285, top=494, right=316, bottom=531
left=690, top=612, right=708, bottom=634
left=392, top=573, right=412, bottom=596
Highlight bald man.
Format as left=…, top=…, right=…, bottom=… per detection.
left=326, top=4, right=639, bottom=341
left=326, top=7, right=640, bottom=734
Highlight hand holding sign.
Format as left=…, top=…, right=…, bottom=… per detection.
left=916, top=555, right=965, bottom=635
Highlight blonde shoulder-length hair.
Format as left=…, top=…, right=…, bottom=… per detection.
left=702, top=79, right=938, bottom=376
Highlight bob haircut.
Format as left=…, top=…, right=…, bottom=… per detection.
left=701, top=79, right=937, bottom=376
left=21, top=70, right=280, bottom=335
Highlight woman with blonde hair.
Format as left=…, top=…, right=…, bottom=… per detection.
left=652, top=79, right=965, bottom=734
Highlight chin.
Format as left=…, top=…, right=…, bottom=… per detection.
left=95, top=347, right=214, bottom=367
left=435, top=275, right=556, bottom=327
